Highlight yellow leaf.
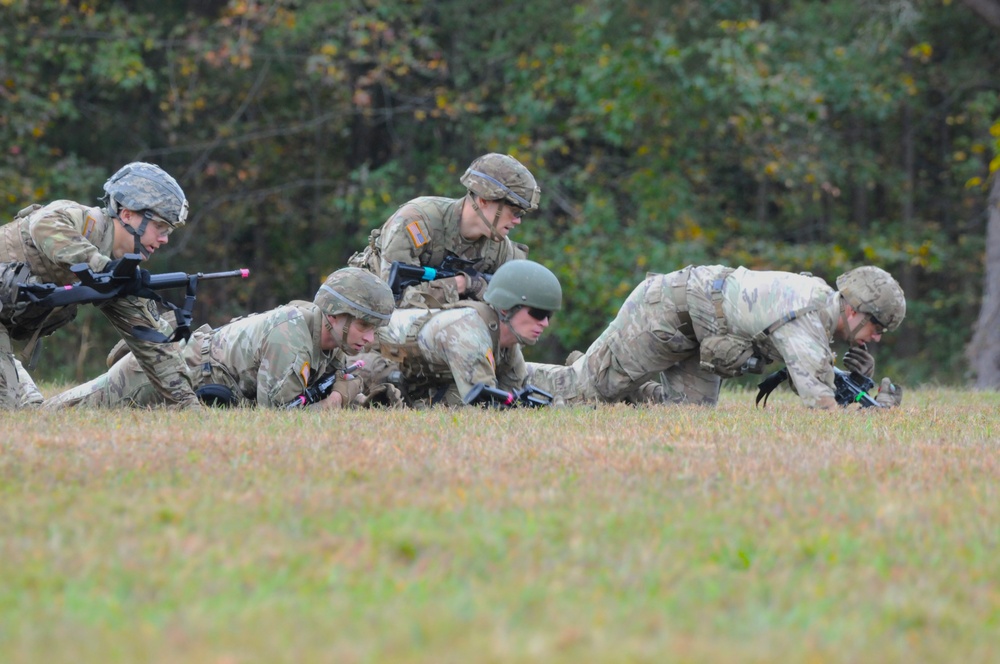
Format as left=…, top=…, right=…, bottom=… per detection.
left=965, top=177, right=983, bottom=188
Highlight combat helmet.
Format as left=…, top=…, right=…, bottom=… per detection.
left=315, top=267, right=394, bottom=327
left=835, top=266, right=906, bottom=332
left=460, top=153, right=540, bottom=214
left=483, top=260, right=562, bottom=313
left=103, top=162, right=189, bottom=227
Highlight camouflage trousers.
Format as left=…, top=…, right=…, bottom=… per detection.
left=45, top=326, right=215, bottom=409
left=0, top=324, right=46, bottom=410
left=525, top=274, right=722, bottom=406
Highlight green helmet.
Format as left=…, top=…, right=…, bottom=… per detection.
left=459, top=153, right=540, bottom=213
left=314, top=267, right=394, bottom=327
left=103, top=162, right=189, bottom=227
left=836, top=266, right=906, bottom=332
left=483, top=260, right=562, bottom=312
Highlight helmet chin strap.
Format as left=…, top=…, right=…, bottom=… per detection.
left=340, top=315, right=356, bottom=354
left=323, top=314, right=357, bottom=355
left=114, top=207, right=152, bottom=259
left=467, top=193, right=505, bottom=242
left=839, top=298, right=868, bottom=345
left=499, top=307, right=535, bottom=346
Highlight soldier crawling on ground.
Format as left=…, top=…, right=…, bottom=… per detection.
left=354, top=259, right=561, bottom=408
left=525, top=265, right=905, bottom=410
left=45, top=268, right=395, bottom=410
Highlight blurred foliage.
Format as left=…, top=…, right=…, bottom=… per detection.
left=1, top=0, right=998, bottom=385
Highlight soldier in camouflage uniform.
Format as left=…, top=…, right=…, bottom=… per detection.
left=0, top=162, right=197, bottom=409
left=45, top=268, right=395, bottom=409
left=348, top=153, right=540, bottom=308
left=355, top=259, right=561, bottom=408
left=525, top=265, right=906, bottom=409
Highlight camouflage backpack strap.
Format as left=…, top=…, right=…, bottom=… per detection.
left=664, top=266, right=696, bottom=340
left=750, top=305, right=820, bottom=346
left=707, top=267, right=736, bottom=335
left=443, top=300, right=501, bottom=354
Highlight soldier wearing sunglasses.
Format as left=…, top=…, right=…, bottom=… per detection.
left=525, top=265, right=906, bottom=410
left=348, top=153, right=540, bottom=309
left=354, top=260, right=561, bottom=408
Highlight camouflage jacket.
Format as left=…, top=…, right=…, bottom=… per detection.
left=685, top=265, right=841, bottom=406
left=188, top=301, right=347, bottom=408
left=349, top=196, right=527, bottom=308
left=0, top=200, right=197, bottom=406
left=375, top=303, right=526, bottom=405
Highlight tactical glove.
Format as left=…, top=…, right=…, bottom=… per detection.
left=843, top=346, right=875, bottom=378
left=459, top=269, right=489, bottom=299
left=355, top=382, right=405, bottom=408
left=874, top=377, right=903, bottom=408
left=331, top=374, right=364, bottom=407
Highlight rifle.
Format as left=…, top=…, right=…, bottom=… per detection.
left=387, top=254, right=492, bottom=301
left=284, top=360, right=365, bottom=409
left=16, top=253, right=249, bottom=343
left=755, top=367, right=882, bottom=408
left=463, top=382, right=553, bottom=408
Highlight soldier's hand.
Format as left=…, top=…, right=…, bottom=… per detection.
left=843, top=345, right=875, bottom=378
left=459, top=269, right=489, bottom=299
left=874, top=377, right=903, bottom=408
left=331, top=374, right=363, bottom=407
left=355, top=382, right=405, bottom=408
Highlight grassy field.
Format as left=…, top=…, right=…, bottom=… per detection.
left=3, top=386, right=999, bottom=663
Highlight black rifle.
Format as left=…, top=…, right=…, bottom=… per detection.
left=387, top=254, right=492, bottom=301
left=16, top=253, right=249, bottom=343
left=756, top=367, right=882, bottom=408
left=284, top=360, right=365, bottom=409
left=463, top=382, right=553, bottom=408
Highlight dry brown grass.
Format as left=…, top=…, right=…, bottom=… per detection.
left=2, top=387, right=998, bottom=663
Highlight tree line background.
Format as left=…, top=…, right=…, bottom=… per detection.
left=2, top=0, right=999, bottom=387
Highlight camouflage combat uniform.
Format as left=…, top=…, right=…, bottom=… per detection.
left=356, top=303, right=527, bottom=407
left=348, top=196, right=527, bottom=308
left=0, top=201, right=197, bottom=409
left=526, top=265, right=844, bottom=408
left=46, top=302, right=350, bottom=409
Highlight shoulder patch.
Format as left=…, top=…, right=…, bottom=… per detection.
left=82, top=213, right=96, bottom=238
left=405, top=221, right=429, bottom=248
left=300, top=361, right=311, bottom=386
left=485, top=348, right=496, bottom=372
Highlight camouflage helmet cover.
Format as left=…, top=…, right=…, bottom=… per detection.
left=459, top=153, right=540, bottom=213
left=314, top=267, right=394, bottom=327
left=483, top=259, right=562, bottom=312
left=103, top=162, right=189, bottom=227
left=836, top=266, right=906, bottom=332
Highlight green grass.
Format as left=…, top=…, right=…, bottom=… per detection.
left=2, top=387, right=999, bottom=663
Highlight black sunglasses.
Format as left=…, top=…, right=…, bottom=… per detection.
left=868, top=313, right=888, bottom=333
left=526, top=307, right=552, bottom=321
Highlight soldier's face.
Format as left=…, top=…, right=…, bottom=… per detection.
left=323, top=314, right=377, bottom=353
left=843, top=307, right=883, bottom=344
left=480, top=200, right=523, bottom=238
left=114, top=209, right=172, bottom=259
left=508, top=306, right=550, bottom=345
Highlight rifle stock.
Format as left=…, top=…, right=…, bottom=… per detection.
left=387, top=254, right=492, bottom=301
